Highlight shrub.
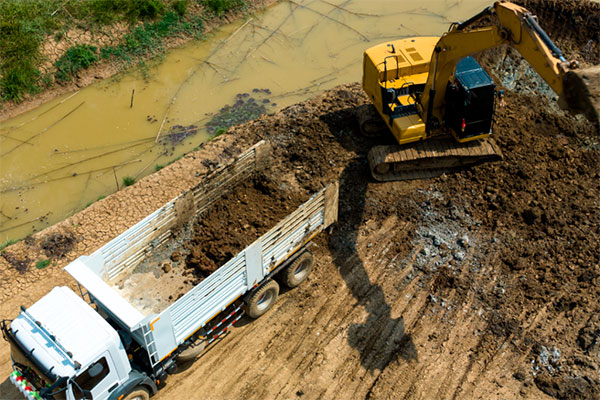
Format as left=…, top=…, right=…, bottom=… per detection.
left=204, top=0, right=242, bottom=15
left=1, top=63, right=41, bottom=101
left=0, top=18, right=43, bottom=100
left=128, top=0, right=166, bottom=20
left=85, top=0, right=129, bottom=24
left=172, top=0, right=188, bottom=16
left=35, top=259, right=51, bottom=269
left=122, top=176, right=136, bottom=186
left=54, top=44, right=98, bottom=82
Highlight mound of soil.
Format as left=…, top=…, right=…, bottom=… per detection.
left=40, top=231, right=76, bottom=259
left=424, top=89, right=599, bottom=398
left=184, top=174, right=306, bottom=278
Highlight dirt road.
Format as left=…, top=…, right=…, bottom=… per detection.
left=1, top=0, right=599, bottom=399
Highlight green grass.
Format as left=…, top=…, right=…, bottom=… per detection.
left=204, top=0, right=244, bottom=15
left=0, top=238, right=18, bottom=251
left=154, top=164, right=165, bottom=171
left=55, top=45, right=98, bottom=82
left=101, top=11, right=204, bottom=65
left=172, top=0, right=189, bottom=16
left=0, top=12, right=44, bottom=101
left=85, top=194, right=106, bottom=208
left=167, top=155, right=184, bottom=165
left=0, top=0, right=214, bottom=102
left=122, top=176, right=136, bottom=186
left=215, top=127, right=227, bottom=136
left=35, top=259, right=51, bottom=269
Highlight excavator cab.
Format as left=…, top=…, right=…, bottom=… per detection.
left=445, top=57, right=496, bottom=142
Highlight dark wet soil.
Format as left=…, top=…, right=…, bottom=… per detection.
left=40, top=232, right=76, bottom=259
left=183, top=174, right=305, bottom=277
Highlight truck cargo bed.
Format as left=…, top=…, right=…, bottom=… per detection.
left=111, top=175, right=306, bottom=315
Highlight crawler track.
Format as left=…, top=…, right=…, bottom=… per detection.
left=368, top=138, right=503, bottom=181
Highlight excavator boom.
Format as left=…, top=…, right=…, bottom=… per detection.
left=420, top=1, right=599, bottom=128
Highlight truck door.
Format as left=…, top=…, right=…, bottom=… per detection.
left=70, top=353, right=119, bottom=399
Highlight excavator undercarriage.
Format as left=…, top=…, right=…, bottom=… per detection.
left=357, top=104, right=503, bottom=181
left=368, top=138, right=502, bottom=182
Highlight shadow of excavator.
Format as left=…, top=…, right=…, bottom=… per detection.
left=320, top=101, right=418, bottom=372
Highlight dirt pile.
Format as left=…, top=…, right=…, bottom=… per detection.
left=184, top=173, right=306, bottom=277
left=416, top=88, right=599, bottom=399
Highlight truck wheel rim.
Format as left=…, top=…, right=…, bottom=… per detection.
left=257, top=291, right=273, bottom=310
left=293, top=259, right=310, bottom=279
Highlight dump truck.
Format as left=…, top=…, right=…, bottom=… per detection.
left=1, top=141, right=339, bottom=400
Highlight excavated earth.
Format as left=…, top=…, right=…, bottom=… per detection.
left=184, top=174, right=306, bottom=277
left=1, top=0, right=599, bottom=399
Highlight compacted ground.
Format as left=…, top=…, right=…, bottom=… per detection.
left=0, top=1, right=598, bottom=399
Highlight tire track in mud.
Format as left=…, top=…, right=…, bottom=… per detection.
left=444, top=265, right=504, bottom=399
left=224, top=211, right=416, bottom=400
left=358, top=235, right=453, bottom=399
left=363, top=236, right=506, bottom=399
left=273, top=230, right=412, bottom=399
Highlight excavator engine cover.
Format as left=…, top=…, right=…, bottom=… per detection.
left=445, top=57, right=496, bottom=140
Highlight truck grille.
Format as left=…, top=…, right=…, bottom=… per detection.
left=9, top=370, right=41, bottom=400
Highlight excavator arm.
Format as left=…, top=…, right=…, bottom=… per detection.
left=419, top=1, right=600, bottom=130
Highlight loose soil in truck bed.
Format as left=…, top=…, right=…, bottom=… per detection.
left=113, top=173, right=307, bottom=314
left=183, top=173, right=306, bottom=278
left=1, top=1, right=599, bottom=399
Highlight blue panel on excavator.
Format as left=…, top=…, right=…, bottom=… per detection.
left=455, top=56, right=494, bottom=90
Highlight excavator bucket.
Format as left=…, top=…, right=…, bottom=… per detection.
left=562, top=66, right=600, bottom=126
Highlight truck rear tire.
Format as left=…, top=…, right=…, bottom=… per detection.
left=281, top=251, right=314, bottom=288
left=246, top=280, right=279, bottom=318
left=176, top=339, right=207, bottom=363
left=123, top=387, right=150, bottom=400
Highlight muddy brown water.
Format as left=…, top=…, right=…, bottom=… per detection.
left=0, top=0, right=492, bottom=242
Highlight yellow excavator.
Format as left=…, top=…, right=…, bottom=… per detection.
left=360, top=1, right=600, bottom=181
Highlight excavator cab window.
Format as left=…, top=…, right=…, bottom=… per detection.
left=445, top=57, right=495, bottom=140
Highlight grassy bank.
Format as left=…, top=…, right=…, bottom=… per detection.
left=0, top=0, right=246, bottom=104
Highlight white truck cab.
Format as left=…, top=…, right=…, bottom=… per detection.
left=3, top=287, right=136, bottom=400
